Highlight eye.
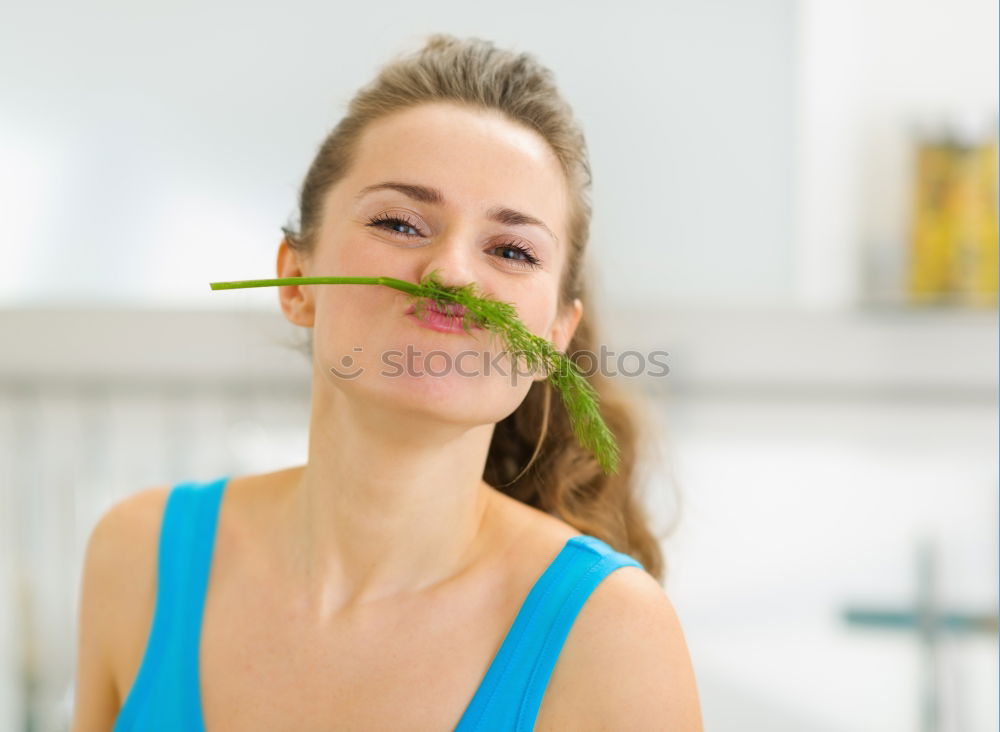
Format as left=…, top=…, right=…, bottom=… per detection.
left=489, top=241, right=542, bottom=270
left=366, top=213, right=542, bottom=271
left=366, top=213, right=423, bottom=238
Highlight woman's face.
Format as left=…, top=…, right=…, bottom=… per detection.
left=279, top=101, right=583, bottom=427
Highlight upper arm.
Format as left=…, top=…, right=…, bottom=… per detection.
left=71, top=485, right=171, bottom=732
left=543, top=566, right=704, bottom=732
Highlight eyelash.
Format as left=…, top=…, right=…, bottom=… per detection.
left=365, top=213, right=542, bottom=270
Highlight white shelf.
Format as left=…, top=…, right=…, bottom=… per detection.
left=1, top=305, right=995, bottom=402
left=602, top=304, right=997, bottom=401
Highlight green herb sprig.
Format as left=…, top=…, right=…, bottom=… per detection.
left=210, top=272, right=619, bottom=475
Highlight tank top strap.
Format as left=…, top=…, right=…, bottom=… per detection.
left=517, top=536, right=644, bottom=729
left=456, top=534, right=645, bottom=731
left=154, top=476, right=227, bottom=683
left=112, top=475, right=227, bottom=732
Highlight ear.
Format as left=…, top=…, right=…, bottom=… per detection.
left=276, top=237, right=315, bottom=327
left=534, top=298, right=584, bottom=382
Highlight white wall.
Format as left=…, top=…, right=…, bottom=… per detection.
left=0, top=0, right=797, bottom=310
left=664, top=394, right=998, bottom=732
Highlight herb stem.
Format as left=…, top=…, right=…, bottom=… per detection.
left=209, top=273, right=620, bottom=475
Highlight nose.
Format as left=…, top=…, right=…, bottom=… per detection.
left=417, top=230, right=478, bottom=292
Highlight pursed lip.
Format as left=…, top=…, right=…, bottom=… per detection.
left=405, top=300, right=484, bottom=332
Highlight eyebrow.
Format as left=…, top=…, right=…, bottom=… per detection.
left=354, top=181, right=559, bottom=245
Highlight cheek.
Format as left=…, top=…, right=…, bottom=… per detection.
left=313, top=283, right=400, bottom=350
left=324, top=235, right=381, bottom=274
left=511, top=294, right=558, bottom=342
left=310, top=236, right=404, bottom=324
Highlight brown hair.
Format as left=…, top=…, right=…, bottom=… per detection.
left=282, top=33, right=675, bottom=582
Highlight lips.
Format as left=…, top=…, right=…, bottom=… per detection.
left=420, top=301, right=465, bottom=317
left=405, top=299, right=483, bottom=332
left=405, top=299, right=469, bottom=317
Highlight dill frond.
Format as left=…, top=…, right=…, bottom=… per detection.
left=210, top=271, right=620, bottom=474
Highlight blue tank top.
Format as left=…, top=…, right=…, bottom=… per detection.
left=113, top=475, right=645, bottom=731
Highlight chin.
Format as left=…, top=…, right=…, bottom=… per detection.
left=355, top=368, right=527, bottom=425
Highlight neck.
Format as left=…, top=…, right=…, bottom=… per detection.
left=276, top=376, right=499, bottom=619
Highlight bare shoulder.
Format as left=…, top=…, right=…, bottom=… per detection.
left=85, top=484, right=173, bottom=611
left=83, top=487, right=173, bottom=690
left=73, top=484, right=173, bottom=730
left=538, top=565, right=704, bottom=732
left=81, top=483, right=174, bottom=628
left=92, top=484, right=173, bottom=548
left=488, top=492, right=704, bottom=729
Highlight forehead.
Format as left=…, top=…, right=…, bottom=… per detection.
left=342, top=102, right=569, bottom=242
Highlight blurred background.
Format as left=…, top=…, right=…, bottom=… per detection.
left=1, top=0, right=997, bottom=730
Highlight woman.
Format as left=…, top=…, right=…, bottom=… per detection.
left=73, top=33, right=702, bottom=731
